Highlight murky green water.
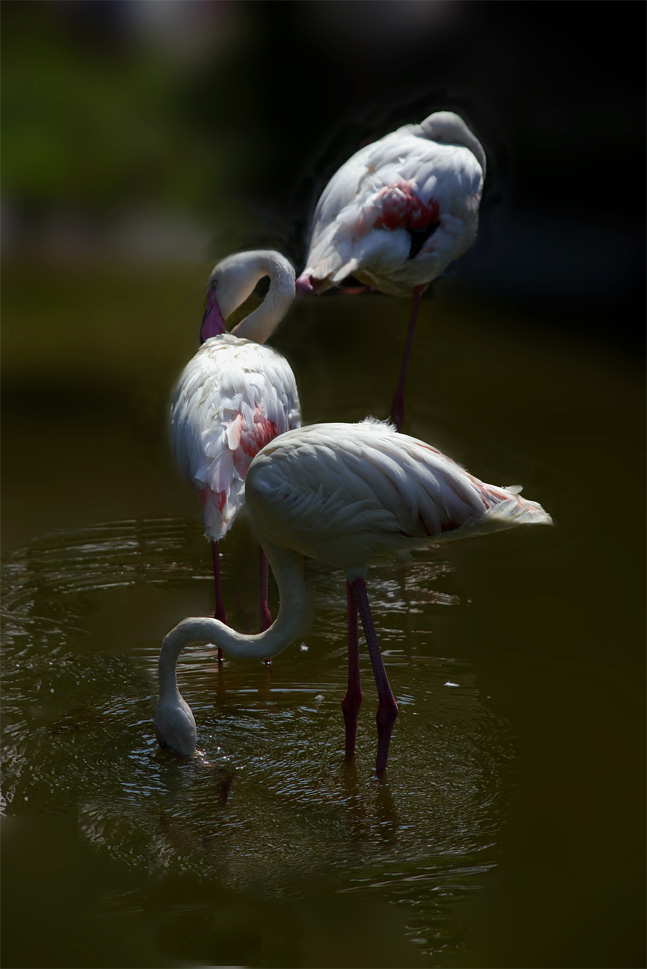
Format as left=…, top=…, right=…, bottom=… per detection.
left=2, top=263, right=644, bottom=967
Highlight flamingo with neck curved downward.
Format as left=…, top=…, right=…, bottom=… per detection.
left=171, top=250, right=301, bottom=642
left=155, top=418, right=551, bottom=774
left=296, top=110, right=486, bottom=430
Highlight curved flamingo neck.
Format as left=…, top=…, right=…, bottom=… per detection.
left=159, top=543, right=306, bottom=692
left=158, top=649, right=181, bottom=709
left=231, top=252, right=295, bottom=345
left=460, top=129, right=486, bottom=176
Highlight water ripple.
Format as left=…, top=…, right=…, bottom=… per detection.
left=2, top=517, right=518, bottom=963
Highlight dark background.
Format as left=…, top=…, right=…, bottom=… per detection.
left=2, top=3, right=645, bottom=968
left=3, top=0, right=645, bottom=350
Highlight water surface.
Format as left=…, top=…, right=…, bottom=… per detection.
left=2, top=266, right=644, bottom=967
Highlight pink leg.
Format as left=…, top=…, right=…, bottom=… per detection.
left=390, top=284, right=425, bottom=432
left=341, top=580, right=362, bottom=760
left=350, top=577, right=398, bottom=775
left=211, top=541, right=227, bottom=662
left=259, top=550, right=272, bottom=666
left=259, top=550, right=272, bottom=631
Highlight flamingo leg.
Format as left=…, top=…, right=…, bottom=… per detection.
left=259, top=549, right=272, bottom=666
left=211, top=541, right=227, bottom=661
left=390, top=284, right=425, bottom=432
left=341, top=580, right=362, bottom=760
left=350, top=577, right=398, bottom=775
left=259, top=550, right=272, bottom=631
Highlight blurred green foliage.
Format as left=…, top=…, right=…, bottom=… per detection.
left=1, top=2, right=248, bottom=221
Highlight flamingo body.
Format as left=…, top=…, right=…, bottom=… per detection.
left=245, top=419, right=549, bottom=575
left=171, top=333, right=301, bottom=542
left=170, top=250, right=301, bottom=627
left=298, top=111, right=486, bottom=298
left=156, top=419, right=551, bottom=769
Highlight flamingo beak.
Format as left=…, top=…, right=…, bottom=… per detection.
left=295, top=273, right=315, bottom=295
left=200, top=289, right=227, bottom=343
left=296, top=273, right=332, bottom=295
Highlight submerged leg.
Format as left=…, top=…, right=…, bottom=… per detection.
left=390, top=284, right=425, bottom=432
left=341, top=580, right=362, bottom=760
left=211, top=541, right=227, bottom=662
left=350, top=577, right=398, bottom=775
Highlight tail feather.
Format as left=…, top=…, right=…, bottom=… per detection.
left=485, top=495, right=553, bottom=528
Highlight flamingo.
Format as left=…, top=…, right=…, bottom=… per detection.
left=155, top=418, right=551, bottom=774
left=170, top=249, right=301, bottom=643
left=296, top=110, right=486, bottom=430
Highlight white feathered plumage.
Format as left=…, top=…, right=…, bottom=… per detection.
left=170, top=250, right=301, bottom=631
left=298, top=110, right=486, bottom=297
left=172, top=333, right=301, bottom=541
left=246, top=418, right=551, bottom=578
left=296, top=111, right=486, bottom=429
left=156, top=418, right=551, bottom=768
left=171, top=250, right=301, bottom=542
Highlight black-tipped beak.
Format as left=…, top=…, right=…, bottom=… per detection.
left=200, top=290, right=227, bottom=343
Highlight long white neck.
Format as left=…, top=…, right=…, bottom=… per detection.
left=158, top=543, right=307, bottom=703
left=231, top=251, right=296, bottom=344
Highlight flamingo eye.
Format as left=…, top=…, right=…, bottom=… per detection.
left=210, top=279, right=218, bottom=290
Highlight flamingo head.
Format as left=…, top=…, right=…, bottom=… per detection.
left=202, top=252, right=273, bottom=344
left=154, top=695, right=197, bottom=756
left=420, top=111, right=486, bottom=176
left=296, top=272, right=333, bottom=295
left=295, top=272, right=315, bottom=295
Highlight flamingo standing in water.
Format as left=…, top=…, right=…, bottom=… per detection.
left=171, top=250, right=301, bottom=643
left=155, top=418, right=551, bottom=774
left=296, top=110, right=486, bottom=430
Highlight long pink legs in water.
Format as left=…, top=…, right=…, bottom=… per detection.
left=259, top=551, right=272, bottom=631
left=346, top=577, right=399, bottom=775
left=342, top=581, right=362, bottom=760
left=211, top=541, right=227, bottom=661
left=390, top=284, right=425, bottom=433
left=211, top=542, right=272, bottom=661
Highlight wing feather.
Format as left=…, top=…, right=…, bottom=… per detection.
left=171, top=334, right=301, bottom=540
left=246, top=420, right=551, bottom=572
left=302, top=121, right=485, bottom=296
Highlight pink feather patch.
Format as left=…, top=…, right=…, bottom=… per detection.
left=373, top=180, right=440, bottom=232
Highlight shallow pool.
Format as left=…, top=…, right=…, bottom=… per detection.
left=2, top=264, right=643, bottom=967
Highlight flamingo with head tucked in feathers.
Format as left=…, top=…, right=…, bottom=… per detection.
left=296, top=110, right=486, bottom=430
left=156, top=418, right=551, bottom=774
left=170, top=250, right=301, bottom=643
